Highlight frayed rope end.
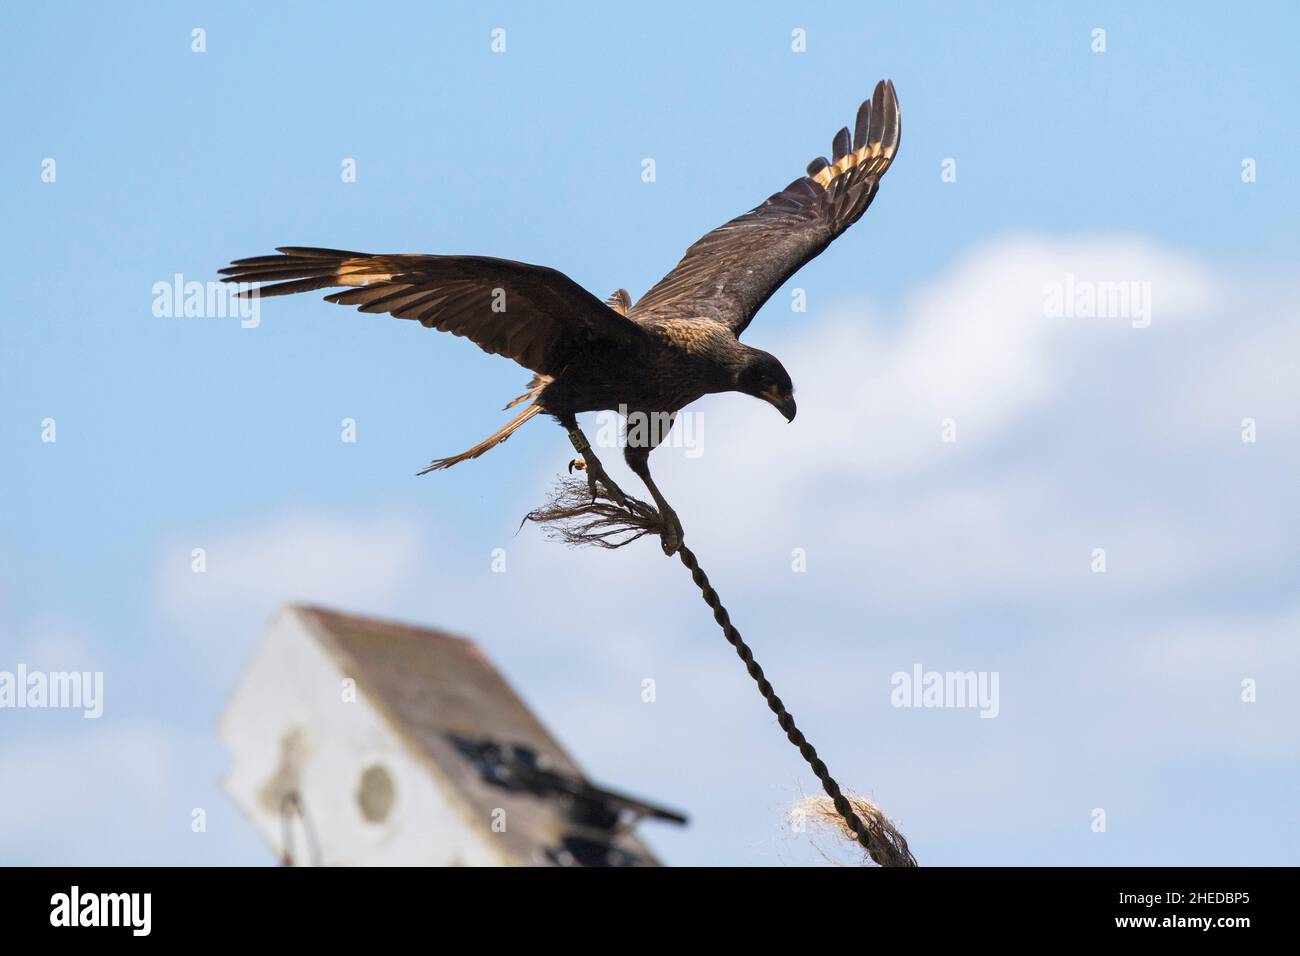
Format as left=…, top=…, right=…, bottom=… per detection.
left=522, top=476, right=665, bottom=549
left=792, top=794, right=917, bottom=868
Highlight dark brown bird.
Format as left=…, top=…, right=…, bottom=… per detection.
left=221, top=80, right=900, bottom=554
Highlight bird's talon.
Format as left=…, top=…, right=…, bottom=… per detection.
left=568, top=456, right=587, bottom=474
left=658, top=510, right=683, bottom=555
left=586, top=465, right=627, bottom=507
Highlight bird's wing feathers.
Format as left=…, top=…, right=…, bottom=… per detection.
left=604, top=288, right=632, bottom=315
left=630, top=79, right=900, bottom=337
left=220, top=248, right=646, bottom=376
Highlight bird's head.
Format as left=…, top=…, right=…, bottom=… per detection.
left=736, top=349, right=797, bottom=422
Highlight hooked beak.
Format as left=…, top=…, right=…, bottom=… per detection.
left=759, top=384, right=797, bottom=423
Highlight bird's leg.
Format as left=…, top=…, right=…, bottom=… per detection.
left=566, top=427, right=629, bottom=507
left=626, top=455, right=683, bottom=556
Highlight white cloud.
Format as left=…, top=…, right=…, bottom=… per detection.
left=0, top=724, right=173, bottom=841
left=9, top=623, right=102, bottom=671
left=1122, top=604, right=1300, bottom=757
left=159, top=512, right=427, bottom=614
left=1147, top=290, right=1300, bottom=443
left=717, top=235, right=1219, bottom=480
left=610, top=235, right=1296, bottom=603
left=0, top=722, right=177, bottom=863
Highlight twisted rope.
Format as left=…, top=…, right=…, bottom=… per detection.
left=526, top=477, right=916, bottom=866
left=675, top=543, right=916, bottom=867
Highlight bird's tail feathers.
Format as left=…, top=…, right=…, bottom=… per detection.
left=417, top=403, right=542, bottom=475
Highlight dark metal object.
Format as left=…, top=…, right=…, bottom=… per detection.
left=449, top=734, right=686, bottom=867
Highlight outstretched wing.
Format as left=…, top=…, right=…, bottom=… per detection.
left=630, top=79, right=901, bottom=337
left=220, top=248, right=647, bottom=376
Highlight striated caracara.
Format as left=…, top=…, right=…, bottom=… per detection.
left=221, top=80, right=901, bottom=555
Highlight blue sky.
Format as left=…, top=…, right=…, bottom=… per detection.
left=2, top=1, right=1297, bottom=865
